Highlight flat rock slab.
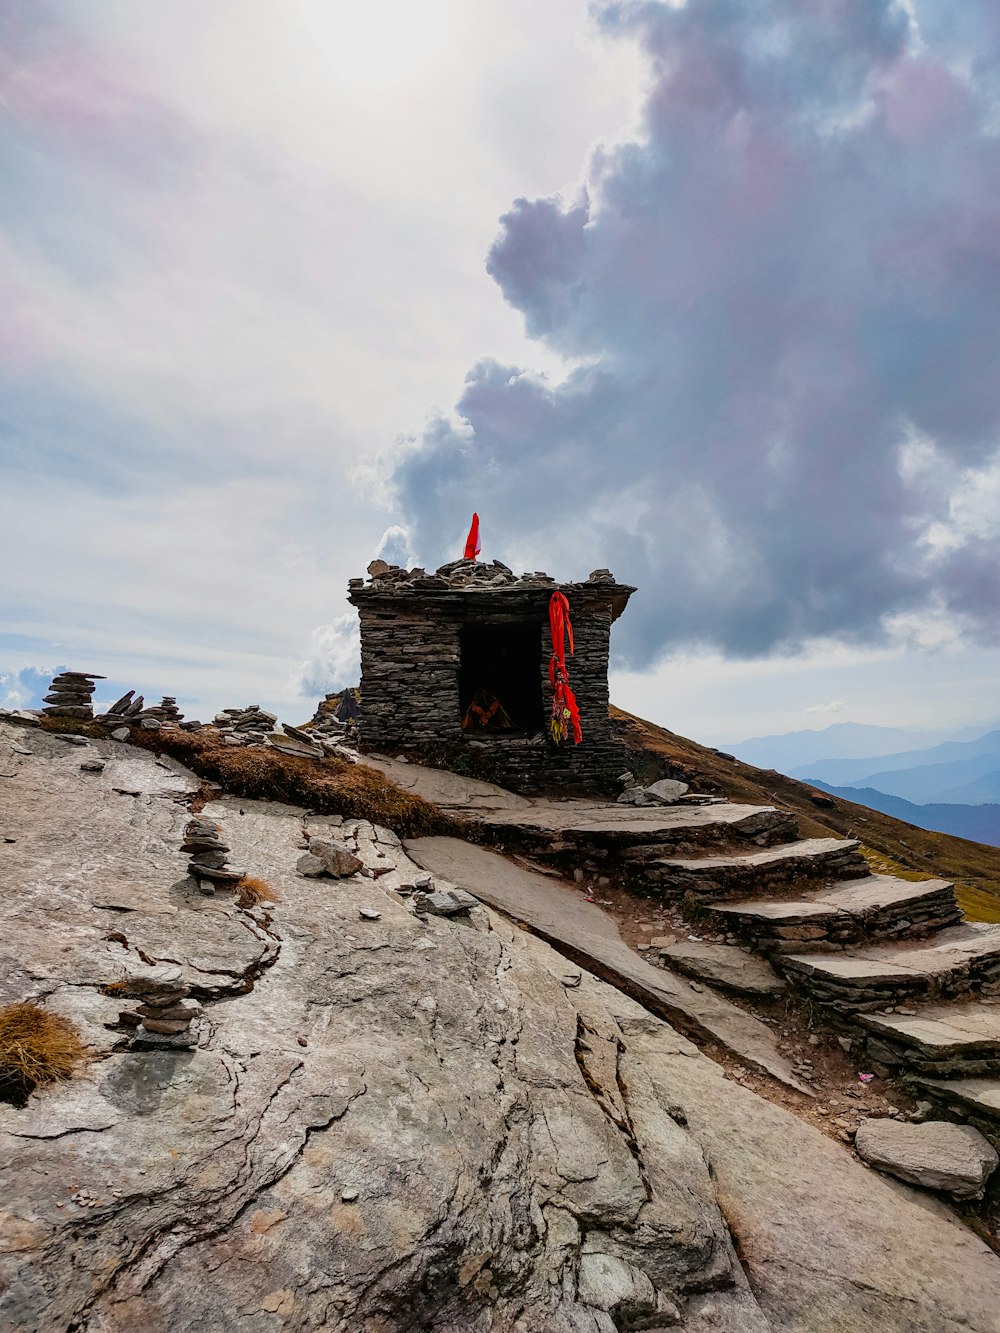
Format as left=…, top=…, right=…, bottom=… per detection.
left=910, top=1076, right=1000, bottom=1126
left=859, top=1003, right=1000, bottom=1058
left=718, top=874, right=956, bottom=925
left=658, top=941, right=787, bottom=996
left=406, top=835, right=811, bottom=1093
left=664, top=837, right=859, bottom=873
left=365, top=753, right=785, bottom=841
left=854, top=1118, right=999, bottom=1199
left=783, top=923, right=1000, bottom=988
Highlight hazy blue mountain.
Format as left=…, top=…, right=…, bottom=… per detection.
left=809, top=781, right=1000, bottom=848
left=934, top=770, right=1000, bottom=805
left=726, top=722, right=964, bottom=772
left=793, top=728, right=1000, bottom=790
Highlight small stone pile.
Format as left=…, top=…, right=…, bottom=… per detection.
left=266, top=724, right=325, bottom=760
left=42, top=671, right=105, bottom=719
left=95, top=690, right=144, bottom=729
left=615, top=770, right=692, bottom=807
left=182, top=816, right=244, bottom=891
left=211, top=705, right=277, bottom=745
left=118, top=971, right=201, bottom=1048
left=308, top=688, right=360, bottom=742
left=140, top=696, right=183, bottom=726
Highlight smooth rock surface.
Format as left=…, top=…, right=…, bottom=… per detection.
left=406, top=836, right=811, bottom=1091
left=5, top=724, right=1000, bottom=1333
left=854, top=1118, right=999, bottom=1199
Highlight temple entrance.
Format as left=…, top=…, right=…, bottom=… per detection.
left=459, top=622, right=543, bottom=734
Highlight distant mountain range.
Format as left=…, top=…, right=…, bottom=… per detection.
left=791, top=729, right=1000, bottom=805
left=726, top=718, right=1000, bottom=842
left=807, top=781, right=1000, bottom=849
left=726, top=720, right=991, bottom=772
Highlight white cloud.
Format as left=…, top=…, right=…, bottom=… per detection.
left=288, top=613, right=361, bottom=700
left=803, top=699, right=848, bottom=716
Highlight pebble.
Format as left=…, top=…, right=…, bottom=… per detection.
left=359, top=908, right=382, bottom=921
left=341, top=1188, right=359, bottom=1203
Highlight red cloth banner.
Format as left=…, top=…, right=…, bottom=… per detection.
left=548, top=591, right=582, bottom=745
left=463, top=513, right=481, bottom=560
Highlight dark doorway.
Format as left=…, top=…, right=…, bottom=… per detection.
left=460, top=622, right=543, bottom=734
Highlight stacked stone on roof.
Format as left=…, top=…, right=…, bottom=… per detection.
left=211, top=705, right=277, bottom=746
left=42, top=671, right=105, bottom=719
left=182, top=816, right=244, bottom=889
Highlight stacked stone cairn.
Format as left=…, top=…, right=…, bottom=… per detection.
left=138, top=696, right=184, bottom=728
left=117, top=970, right=201, bottom=1048
left=94, top=690, right=203, bottom=734
left=211, top=705, right=276, bottom=745
left=182, top=815, right=244, bottom=892
left=42, top=671, right=105, bottom=719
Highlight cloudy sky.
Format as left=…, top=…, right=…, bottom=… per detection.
left=3, top=0, right=1000, bottom=744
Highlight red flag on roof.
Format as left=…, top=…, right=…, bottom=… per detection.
left=463, top=513, right=481, bottom=560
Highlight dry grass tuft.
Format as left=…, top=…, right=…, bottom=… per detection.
left=0, top=1003, right=88, bottom=1106
left=236, top=875, right=280, bottom=909
left=125, top=727, right=453, bottom=837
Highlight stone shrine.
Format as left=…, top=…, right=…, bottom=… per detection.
left=348, top=558, right=635, bottom=792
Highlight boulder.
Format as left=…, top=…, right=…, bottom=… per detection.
left=308, top=838, right=363, bottom=878
left=854, top=1118, right=999, bottom=1199
left=644, top=777, right=690, bottom=804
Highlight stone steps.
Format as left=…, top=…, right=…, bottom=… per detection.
left=470, top=801, right=801, bottom=874
left=857, top=1002, right=1000, bottom=1078
left=779, top=924, right=1000, bottom=1013
left=906, top=1076, right=1000, bottom=1146
left=636, top=837, right=867, bottom=902
left=710, top=875, right=961, bottom=952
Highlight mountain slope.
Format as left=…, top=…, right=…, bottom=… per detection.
left=807, top=781, right=1000, bottom=847
left=612, top=706, right=1000, bottom=922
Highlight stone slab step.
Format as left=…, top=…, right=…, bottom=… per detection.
left=656, top=941, right=787, bottom=996
left=713, top=875, right=960, bottom=950
left=859, top=1002, right=1000, bottom=1076
left=638, top=838, right=867, bottom=901
left=907, top=1077, right=1000, bottom=1146
left=780, top=924, right=1000, bottom=1012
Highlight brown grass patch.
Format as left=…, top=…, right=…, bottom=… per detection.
left=38, top=717, right=105, bottom=740
left=0, top=1003, right=88, bottom=1106
left=123, top=727, right=453, bottom=837
left=236, top=876, right=280, bottom=908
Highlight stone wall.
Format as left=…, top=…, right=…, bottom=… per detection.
left=348, top=560, right=635, bottom=793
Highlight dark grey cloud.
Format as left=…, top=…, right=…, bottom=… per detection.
left=394, top=0, right=1000, bottom=667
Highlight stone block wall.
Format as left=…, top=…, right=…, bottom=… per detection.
left=348, top=560, right=635, bottom=794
